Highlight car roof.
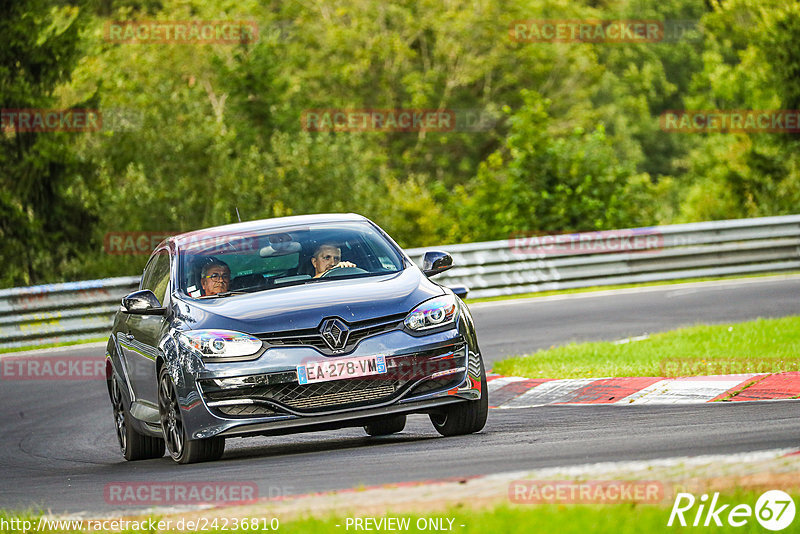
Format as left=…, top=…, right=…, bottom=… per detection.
left=167, top=213, right=369, bottom=249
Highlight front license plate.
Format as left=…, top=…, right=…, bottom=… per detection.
left=297, top=355, right=387, bottom=385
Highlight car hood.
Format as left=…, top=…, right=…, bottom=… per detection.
left=172, top=267, right=444, bottom=334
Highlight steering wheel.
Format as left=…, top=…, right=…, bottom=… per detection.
left=319, top=266, right=368, bottom=278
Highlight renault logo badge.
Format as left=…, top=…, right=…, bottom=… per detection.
left=320, top=318, right=350, bottom=351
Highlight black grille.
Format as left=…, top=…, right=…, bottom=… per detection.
left=217, top=404, right=277, bottom=417
left=206, top=378, right=400, bottom=412
left=409, top=375, right=463, bottom=396
left=256, top=313, right=406, bottom=355
left=201, top=346, right=467, bottom=416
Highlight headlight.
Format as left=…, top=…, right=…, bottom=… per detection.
left=404, top=294, right=458, bottom=331
left=178, top=330, right=262, bottom=359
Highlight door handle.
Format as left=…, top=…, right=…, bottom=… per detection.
left=120, top=332, right=134, bottom=341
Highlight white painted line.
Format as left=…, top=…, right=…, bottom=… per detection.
left=619, top=375, right=758, bottom=404
left=502, top=378, right=601, bottom=408
left=612, top=334, right=650, bottom=345
left=487, top=376, right=531, bottom=394
left=0, top=341, right=106, bottom=359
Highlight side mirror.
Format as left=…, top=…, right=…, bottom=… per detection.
left=422, top=250, right=453, bottom=277
left=449, top=285, right=469, bottom=300
left=122, top=290, right=166, bottom=315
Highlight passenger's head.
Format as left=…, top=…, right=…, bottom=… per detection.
left=311, top=244, right=342, bottom=278
left=200, top=258, right=231, bottom=295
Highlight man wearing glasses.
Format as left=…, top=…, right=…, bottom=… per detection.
left=200, top=259, right=231, bottom=296
left=311, top=244, right=356, bottom=278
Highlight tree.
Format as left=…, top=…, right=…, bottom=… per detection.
left=677, top=0, right=800, bottom=221
left=0, top=0, right=94, bottom=286
left=449, top=89, right=664, bottom=242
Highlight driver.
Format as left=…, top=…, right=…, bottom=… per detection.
left=311, top=244, right=356, bottom=278
left=200, top=258, right=231, bottom=295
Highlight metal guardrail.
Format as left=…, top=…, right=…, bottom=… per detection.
left=405, top=214, right=800, bottom=298
left=2, top=215, right=799, bottom=349
left=0, top=277, right=140, bottom=349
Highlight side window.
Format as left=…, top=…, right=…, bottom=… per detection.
left=141, top=250, right=171, bottom=305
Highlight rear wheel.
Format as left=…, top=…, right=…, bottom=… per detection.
left=158, top=367, right=224, bottom=464
left=364, top=414, right=407, bottom=436
left=109, top=376, right=164, bottom=461
left=430, top=369, right=488, bottom=437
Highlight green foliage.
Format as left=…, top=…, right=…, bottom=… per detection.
left=3, top=0, right=800, bottom=287
left=676, top=0, right=800, bottom=221
left=0, top=0, right=94, bottom=287
left=450, top=90, right=658, bottom=241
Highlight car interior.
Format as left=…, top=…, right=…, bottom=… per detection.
left=181, top=227, right=401, bottom=297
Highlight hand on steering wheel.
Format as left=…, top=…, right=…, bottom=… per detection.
left=319, top=262, right=363, bottom=278
left=332, top=261, right=356, bottom=270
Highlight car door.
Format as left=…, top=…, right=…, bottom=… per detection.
left=120, top=248, right=171, bottom=406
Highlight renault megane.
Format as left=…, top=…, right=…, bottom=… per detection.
left=106, top=214, right=487, bottom=463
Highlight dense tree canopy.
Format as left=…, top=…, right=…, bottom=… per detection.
left=0, top=0, right=797, bottom=287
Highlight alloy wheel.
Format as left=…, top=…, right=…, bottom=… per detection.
left=158, top=370, right=184, bottom=459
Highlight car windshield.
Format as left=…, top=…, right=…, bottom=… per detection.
left=177, top=221, right=405, bottom=298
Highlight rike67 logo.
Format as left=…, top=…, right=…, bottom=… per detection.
left=668, top=491, right=796, bottom=531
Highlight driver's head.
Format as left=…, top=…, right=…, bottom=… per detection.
left=200, top=259, right=231, bottom=295
left=311, top=244, right=341, bottom=278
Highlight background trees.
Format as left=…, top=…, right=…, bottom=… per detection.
left=1, top=0, right=797, bottom=286
left=1, top=0, right=94, bottom=287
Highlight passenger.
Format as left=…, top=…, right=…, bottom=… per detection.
left=311, top=244, right=356, bottom=278
left=200, top=259, right=231, bottom=296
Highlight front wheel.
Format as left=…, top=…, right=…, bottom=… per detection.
left=158, top=367, right=224, bottom=464
left=108, top=376, right=164, bottom=461
left=430, top=371, right=488, bottom=437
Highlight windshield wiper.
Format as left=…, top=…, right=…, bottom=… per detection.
left=198, top=290, right=249, bottom=299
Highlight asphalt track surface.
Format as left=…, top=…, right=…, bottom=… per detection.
left=1, top=276, right=799, bottom=514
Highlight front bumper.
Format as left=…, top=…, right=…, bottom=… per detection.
left=171, top=328, right=484, bottom=440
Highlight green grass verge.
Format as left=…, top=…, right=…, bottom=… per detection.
left=277, top=499, right=788, bottom=533
left=465, top=271, right=800, bottom=304
left=493, top=316, right=800, bottom=379
left=0, top=337, right=107, bottom=355
left=3, top=489, right=794, bottom=533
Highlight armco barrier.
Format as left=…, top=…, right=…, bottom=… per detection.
left=405, top=215, right=800, bottom=298
left=0, top=277, right=140, bottom=349
left=2, top=215, right=799, bottom=349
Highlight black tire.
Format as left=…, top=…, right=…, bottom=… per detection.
left=429, top=370, right=488, bottom=437
left=158, top=367, right=225, bottom=464
left=364, top=414, right=407, bottom=436
left=108, top=376, right=165, bottom=461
